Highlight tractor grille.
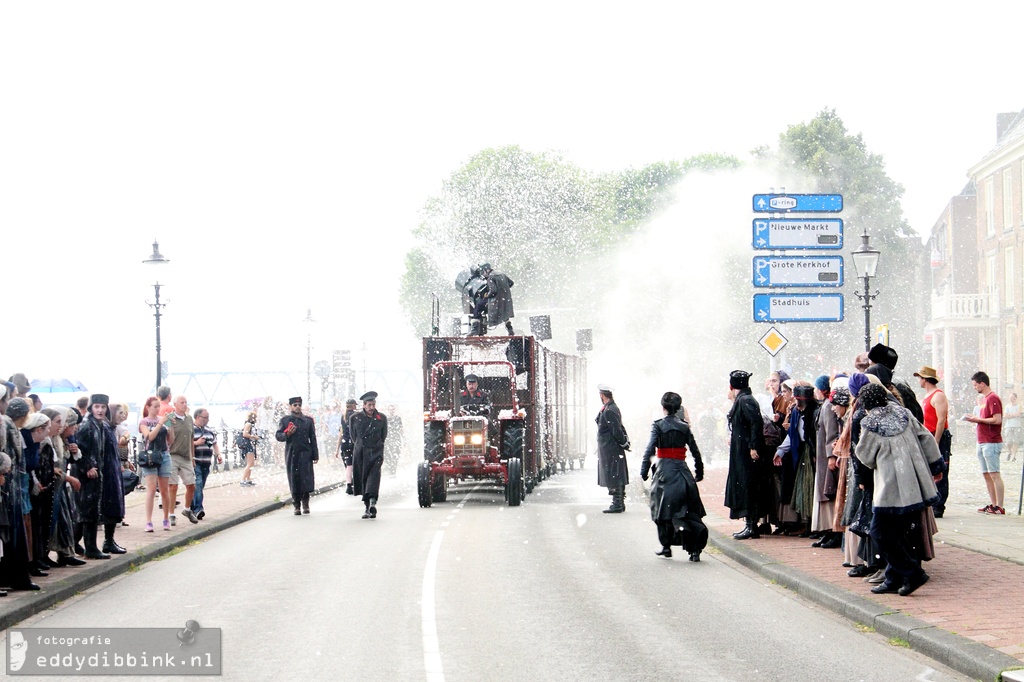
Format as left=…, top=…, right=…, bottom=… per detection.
left=451, top=417, right=486, bottom=457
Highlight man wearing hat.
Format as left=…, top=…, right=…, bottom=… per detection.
left=914, top=366, right=951, bottom=517
left=725, top=370, right=769, bottom=539
left=73, top=394, right=125, bottom=560
left=337, top=398, right=358, bottom=495
left=459, top=375, right=491, bottom=415
left=275, top=397, right=319, bottom=515
left=595, top=385, right=629, bottom=513
left=351, top=392, right=388, bottom=518
left=7, top=374, right=31, bottom=401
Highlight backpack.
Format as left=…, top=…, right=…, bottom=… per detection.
left=762, top=417, right=784, bottom=450
left=235, top=432, right=247, bottom=449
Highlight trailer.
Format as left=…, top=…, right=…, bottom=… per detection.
left=418, top=334, right=587, bottom=506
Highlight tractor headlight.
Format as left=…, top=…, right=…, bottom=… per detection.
left=454, top=435, right=466, bottom=445
left=470, top=433, right=483, bottom=445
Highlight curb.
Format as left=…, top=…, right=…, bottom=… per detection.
left=0, top=481, right=344, bottom=632
left=707, top=527, right=1022, bottom=682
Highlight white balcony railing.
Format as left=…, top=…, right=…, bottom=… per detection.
left=930, top=292, right=999, bottom=321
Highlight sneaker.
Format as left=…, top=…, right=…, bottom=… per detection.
left=170, top=514, right=176, bottom=526
left=162, top=520, right=171, bottom=531
left=182, top=509, right=199, bottom=524
left=978, top=504, right=994, bottom=513
left=196, top=510, right=205, bottom=520
left=866, top=570, right=887, bottom=585
left=992, top=506, right=1006, bottom=515
left=145, top=522, right=154, bottom=533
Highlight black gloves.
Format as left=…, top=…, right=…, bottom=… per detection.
left=640, top=467, right=649, bottom=482
left=695, top=465, right=704, bottom=482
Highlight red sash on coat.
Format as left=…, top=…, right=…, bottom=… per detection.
left=656, top=447, right=687, bottom=460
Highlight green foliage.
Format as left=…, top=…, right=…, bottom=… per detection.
left=400, top=145, right=741, bottom=334
left=765, top=109, right=924, bottom=367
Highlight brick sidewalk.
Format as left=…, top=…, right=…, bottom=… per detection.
left=701, top=466, right=1024, bottom=663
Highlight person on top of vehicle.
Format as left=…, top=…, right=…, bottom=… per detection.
left=459, top=374, right=491, bottom=416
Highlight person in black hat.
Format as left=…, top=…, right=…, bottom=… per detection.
left=275, top=397, right=319, bottom=515
left=350, top=391, right=388, bottom=518
left=459, top=374, right=491, bottom=416
left=725, top=370, right=769, bottom=539
left=868, top=343, right=898, bottom=371
left=596, top=384, right=630, bottom=513
left=337, top=398, right=358, bottom=495
left=73, top=394, right=125, bottom=560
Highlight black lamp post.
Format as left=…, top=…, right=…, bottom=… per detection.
left=851, top=230, right=881, bottom=352
left=142, top=240, right=170, bottom=389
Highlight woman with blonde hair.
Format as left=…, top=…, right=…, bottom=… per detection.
left=239, top=411, right=259, bottom=486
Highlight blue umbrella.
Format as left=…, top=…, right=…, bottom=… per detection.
left=30, top=378, right=88, bottom=394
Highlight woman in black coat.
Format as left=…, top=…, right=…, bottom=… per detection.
left=640, top=392, right=707, bottom=561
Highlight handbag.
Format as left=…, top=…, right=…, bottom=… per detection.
left=122, top=469, right=140, bottom=496
left=138, top=443, right=160, bottom=469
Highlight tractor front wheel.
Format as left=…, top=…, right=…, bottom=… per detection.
left=506, top=457, right=523, bottom=507
left=417, top=462, right=433, bottom=508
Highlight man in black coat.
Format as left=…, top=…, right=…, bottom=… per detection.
left=351, top=391, right=388, bottom=519
left=74, top=394, right=124, bottom=559
left=596, top=385, right=630, bottom=513
left=725, top=371, right=767, bottom=539
left=275, top=396, right=319, bottom=515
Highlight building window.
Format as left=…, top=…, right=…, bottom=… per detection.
left=1007, top=325, right=1015, bottom=387
left=1006, top=247, right=1015, bottom=308
left=989, top=254, right=998, bottom=307
left=986, top=177, right=995, bottom=236
left=1004, top=170, right=1014, bottom=232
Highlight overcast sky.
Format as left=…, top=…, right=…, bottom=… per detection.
left=2, top=1, right=1021, bottom=405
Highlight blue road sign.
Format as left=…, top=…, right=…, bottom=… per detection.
left=752, top=218, right=844, bottom=250
left=753, top=293, right=844, bottom=323
left=752, top=194, right=843, bottom=213
left=752, top=256, right=844, bottom=288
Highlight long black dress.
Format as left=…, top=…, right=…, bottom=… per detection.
left=724, top=388, right=766, bottom=520
left=596, top=400, right=629, bottom=489
left=351, top=409, right=388, bottom=503
left=275, top=413, right=319, bottom=507
left=641, top=415, right=708, bottom=554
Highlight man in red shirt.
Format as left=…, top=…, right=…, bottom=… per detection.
left=914, top=366, right=951, bottom=517
left=963, top=371, right=1005, bottom=514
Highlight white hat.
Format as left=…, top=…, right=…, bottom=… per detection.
left=23, top=412, right=50, bottom=430
left=597, top=384, right=613, bottom=393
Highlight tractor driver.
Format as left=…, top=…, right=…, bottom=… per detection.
left=459, top=374, right=492, bottom=416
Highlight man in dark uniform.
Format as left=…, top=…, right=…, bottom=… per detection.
left=596, top=384, right=629, bottom=513
left=459, top=374, right=491, bottom=415
left=74, top=394, right=124, bottom=559
left=337, top=398, right=358, bottom=495
left=275, top=396, right=319, bottom=515
left=725, top=370, right=768, bottom=540
left=351, top=391, right=388, bottom=519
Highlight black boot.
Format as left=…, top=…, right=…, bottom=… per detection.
left=346, top=483, right=354, bottom=495
left=83, top=524, right=110, bottom=560
left=819, top=532, right=842, bottom=549
left=362, top=501, right=371, bottom=519
left=655, top=546, right=672, bottom=558
left=368, top=498, right=377, bottom=519
left=734, top=520, right=760, bottom=540
left=74, top=522, right=85, bottom=556
left=603, top=486, right=625, bottom=513
left=302, top=494, right=310, bottom=515
left=102, top=524, right=127, bottom=554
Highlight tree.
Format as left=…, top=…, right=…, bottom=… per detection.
left=770, top=108, right=925, bottom=368
left=399, top=146, right=739, bottom=336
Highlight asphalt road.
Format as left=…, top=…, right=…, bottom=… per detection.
left=3, top=467, right=969, bottom=681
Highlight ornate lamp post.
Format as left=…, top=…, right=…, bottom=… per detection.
left=142, top=240, right=170, bottom=389
left=851, top=230, right=881, bottom=352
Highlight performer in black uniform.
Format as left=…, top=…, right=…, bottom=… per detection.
left=275, top=397, right=319, bottom=515
left=351, top=391, right=388, bottom=519
left=459, top=374, right=491, bottom=415
left=640, top=392, right=707, bottom=561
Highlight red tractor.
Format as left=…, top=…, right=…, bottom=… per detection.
left=418, top=359, right=527, bottom=507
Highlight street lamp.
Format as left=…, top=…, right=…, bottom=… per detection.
left=142, top=240, right=170, bottom=389
left=303, top=309, right=316, bottom=405
left=851, top=229, right=881, bottom=352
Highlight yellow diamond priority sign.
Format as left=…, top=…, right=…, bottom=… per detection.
left=758, top=326, right=788, bottom=357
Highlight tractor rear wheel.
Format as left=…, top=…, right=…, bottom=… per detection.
left=417, top=462, right=433, bottom=508
left=506, top=457, right=523, bottom=507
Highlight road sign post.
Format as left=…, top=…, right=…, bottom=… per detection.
left=752, top=219, right=844, bottom=250
left=753, top=293, right=844, bottom=323
left=752, top=256, right=844, bottom=288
